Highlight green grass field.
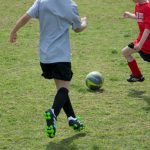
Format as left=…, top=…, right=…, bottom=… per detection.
left=0, top=0, right=150, bottom=149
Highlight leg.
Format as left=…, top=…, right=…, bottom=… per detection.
left=54, top=79, right=70, bottom=90
left=44, top=80, right=71, bottom=138
left=122, top=46, right=144, bottom=82
left=122, top=46, right=136, bottom=62
left=52, top=79, right=84, bottom=131
left=54, top=79, right=75, bottom=118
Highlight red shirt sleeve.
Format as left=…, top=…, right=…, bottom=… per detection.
left=144, top=5, right=150, bottom=29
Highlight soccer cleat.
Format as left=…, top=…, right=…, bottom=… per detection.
left=44, top=109, right=56, bottom=138
left=68, top=117, right=84, bottom=131
left=127, top=74, right=145, bottom=82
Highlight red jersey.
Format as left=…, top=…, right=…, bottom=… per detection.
left=134, top=2, right=150, bottom=54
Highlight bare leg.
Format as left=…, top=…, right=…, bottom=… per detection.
left=122, top=46, right=137, bottom=62
left=54, top=79, right=70, bottom=90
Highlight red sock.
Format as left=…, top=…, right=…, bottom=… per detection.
left=128, top=59, right=142, bottom=77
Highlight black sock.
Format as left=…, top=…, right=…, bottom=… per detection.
left=63, top=93, right=76, bottom=118
left=52, top=87, right=68, bottom=117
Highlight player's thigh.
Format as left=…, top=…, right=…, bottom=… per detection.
left=122, top=46, right=136, bottom=56
left=54, top=79, right=70, bottom=90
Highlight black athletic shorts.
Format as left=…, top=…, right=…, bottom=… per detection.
left=128, top=42, right=150, bottom=62
left=40, top=62, right=73, bottom=81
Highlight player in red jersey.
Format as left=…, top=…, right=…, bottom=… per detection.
left=122, top=0, right=150, bottom=82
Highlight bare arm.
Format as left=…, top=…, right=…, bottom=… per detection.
left=134, top=29, right=150, bottom=51
left=123, top=11, right=136, bottom=19
left=10, top=13, right=32, bottom=43
left=74, top=17, right=88, bottom=33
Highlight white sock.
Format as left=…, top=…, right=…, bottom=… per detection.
left=68, top=116, right=76, bottom=122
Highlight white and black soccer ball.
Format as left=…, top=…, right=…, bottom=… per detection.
left=85, top=71, right=104, bottom=90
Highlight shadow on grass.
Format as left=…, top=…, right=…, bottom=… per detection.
left=86, top=88, right=105, bottom=93
left=46, top=133, right=86, bottom=150
left=128, top=90, right=150, bottom=111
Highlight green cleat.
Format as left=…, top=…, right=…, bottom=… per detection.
left=68, top=117, right=84, bottom=131
left=44, top=109, right=56, bottom=138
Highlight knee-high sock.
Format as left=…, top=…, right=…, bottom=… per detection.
left=63, top=94, right=76, bottom=118
left=128, top=59, right=142, bottom=77
left=52, top=88, right=68, bottom=117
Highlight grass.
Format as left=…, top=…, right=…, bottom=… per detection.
left=0, top=0, right=150, bottom=149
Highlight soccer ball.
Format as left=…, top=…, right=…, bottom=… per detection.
left=85, top=71, right=104, bottom=90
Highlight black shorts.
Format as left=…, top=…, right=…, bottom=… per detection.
left=128, top=42, right=150, bottom=62
left=40, top=62, right=73, bottom=81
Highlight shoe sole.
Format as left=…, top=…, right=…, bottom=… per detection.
left=70, top=124, right=85, bottom=131
left=44, top=111, right=56, bottom=138
left=127, top=79, right=145, bottom=82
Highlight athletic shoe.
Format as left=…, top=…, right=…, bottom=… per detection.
left=68, top=117, right=84, bottom=131
left=44, top=109, right=56, bottom=138
left=127, top=74, right=145, bottom=82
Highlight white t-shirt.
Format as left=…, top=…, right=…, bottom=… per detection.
left=27, top=0, right=81, bottom=63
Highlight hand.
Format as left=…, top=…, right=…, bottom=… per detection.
left=81, top=16, right=88, bottom=28
left=134, top=44, right=141, bottom=51
left=81, top=16, right=87, bottom=22
left=10, top=32, right=17, bottom=43
left=123, top=11, right=131, bottom=18
left=74, top=16, right=87, bottom=33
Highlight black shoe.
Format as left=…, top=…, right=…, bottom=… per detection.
left=44, top=109, right=56, bottom=138
left=127, top=74, right=145, bottom=82
left=69, top=117, right=84, bottom=131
